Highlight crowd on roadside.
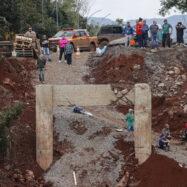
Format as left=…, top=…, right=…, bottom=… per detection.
left=123, top=18, right=186, bottom=49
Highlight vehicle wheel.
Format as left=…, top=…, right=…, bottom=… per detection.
left=90, top=43, right=96, bottom=51
left=99, top=41, right=108, bottom=49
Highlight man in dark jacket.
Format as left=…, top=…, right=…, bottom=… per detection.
left=142, top=20, right=149, bottom=48
left=176, top=22, right=186, bottom=46
left=42, top=35, right=52, bottom=61
left=37, top=54, right=46, bottom=83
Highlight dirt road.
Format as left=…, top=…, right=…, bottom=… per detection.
left=43, top=52, right=90, bottom=85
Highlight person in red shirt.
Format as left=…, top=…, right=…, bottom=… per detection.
left=136, top=18, right=143, bottom=48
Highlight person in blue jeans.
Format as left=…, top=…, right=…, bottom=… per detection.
left=149, top=21, right=159, bottom=49
left=36, top=54, right=46, bottom=83
left=124, top=22, right=134, bottom=47
left=159, top=134, right=170, bottom=151
left=142, top=20, right=149, bottom=48
left=42, top=35, right=52, bottom=61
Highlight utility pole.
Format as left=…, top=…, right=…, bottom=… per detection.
left=56, top=0, right=59, bottom=27
left=42, top=0, right=44, bottom=24
left=77, top=0, right=79, bottom=29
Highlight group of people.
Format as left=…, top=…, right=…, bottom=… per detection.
left=124, top=109, right=187, bottom=151
left=40, top=33, right=74, bottom=65
left=25, top=28, right=73, bottom=83
left=123, top=18, right=186, bottom=49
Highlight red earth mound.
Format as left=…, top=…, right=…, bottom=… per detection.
left=135, top=153, right=187, bottom=187
left=115, top=139, right=187, bottom=187
left=0, top=57, right=35, bottom=105
left=85, top=54, right=145, bottom=84
left=0, top=57, right=52, bottom=186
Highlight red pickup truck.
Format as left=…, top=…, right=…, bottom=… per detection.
left=49, top=28, right=98, bottom=52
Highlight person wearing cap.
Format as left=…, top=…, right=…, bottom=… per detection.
left=161, top=124, right=171, bottom=140
left=125, top=109, right=134, bottom=137
left=159, top=134, right=170, bottom=151
left=175, top=22, right=186, bottom=46
left=59, top=34, right=68, bottom=63
left=162, top=19, right=173, bottom=48
left=136, top=18, right=143, bottom=48
left=36, top=54, right=46, bottom=83
left=124, top=22, right=134, bottom=47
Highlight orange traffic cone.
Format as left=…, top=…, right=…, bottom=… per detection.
left=76, top=46, right=81, bottom=58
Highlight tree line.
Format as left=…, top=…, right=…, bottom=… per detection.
left=0, top=0, right=91, bottom=38
left=0, top=0, right=186, bottom=38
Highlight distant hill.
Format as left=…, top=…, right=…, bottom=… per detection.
left=88, top=17, right=114, bottom=26
left=89, top=14, right=187, bottom=38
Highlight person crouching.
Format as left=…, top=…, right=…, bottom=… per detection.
left=64, top=40, right=74, bottom=65
left=159, top=134, right=170, bottom=151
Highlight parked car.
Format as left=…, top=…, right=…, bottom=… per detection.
left=97, top=25, right=124, bottom=48
left=49, top=28, right=97, bottom=52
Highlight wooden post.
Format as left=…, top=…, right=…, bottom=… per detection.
left=134, top=83, right=152, bottom=164
left=36, top=85, right=53, bottom=170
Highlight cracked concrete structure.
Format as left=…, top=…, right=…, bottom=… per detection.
left=36, top=84, right=152, bottom=170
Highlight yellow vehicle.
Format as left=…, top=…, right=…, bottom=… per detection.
left=0, top=17, right=13, bottom=57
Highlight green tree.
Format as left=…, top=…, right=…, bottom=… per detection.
left=0, top=0, right=89, bottom=37
left=159, top=0, right=187, bottom=16
left=87, top=21, right=100, bottom=36
left=0, top=0, right=21, bottom=32
left=115, top=18, right=125, bottom=26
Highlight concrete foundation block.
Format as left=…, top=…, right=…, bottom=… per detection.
left=36, top=85, right=53, bottom=171
left=134, top=83, right=152, bottom=164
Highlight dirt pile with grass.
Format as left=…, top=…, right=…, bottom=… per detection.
left=0, top=57, right=52, bottom=187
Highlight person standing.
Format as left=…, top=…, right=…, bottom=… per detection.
left=142, top=20, right=149, bottom=48
left=125, top=109, right=134, bottom=137
left=42, top=35, right=51, bottom=62
left=162, top=19, right=173, bottom=48
left=36, top=54, right=46, bottom=83
left=176, top=22, right=186, bottom=46
left=149, top=21, right=159, bottom=49
left=64, top=40, right=74, bottom=65
left=25, top=27, right=36, bottom=39
left=59, top=34, right=68, bottom=63
left=136, top=18, right=143, bottom=48
left=124, top=22, right=134, bottom=47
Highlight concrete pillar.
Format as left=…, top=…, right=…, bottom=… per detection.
left=134, top=83, right=152, bottom=164
left=36, top=85, right=53, bottom=170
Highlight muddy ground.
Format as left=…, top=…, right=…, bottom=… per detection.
left=0, top=47, right=186, bottom=187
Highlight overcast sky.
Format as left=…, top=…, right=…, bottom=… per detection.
left=90, top=0, right=177, bottom=20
